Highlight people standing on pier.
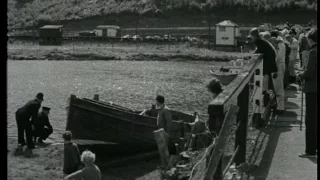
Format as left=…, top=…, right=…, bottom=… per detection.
left=296, top=28, right=317, bottom=158
left=64, top=150, right=101, bottom=180
left=298, top=27, right=311, bottom=70
left=248, top=28, right=278, bottom=111
left=269, top=36, right=286, bottom=115
left=63, top=131, right=82, bottom=177
left=15, top=92, right=44, bottom=157
left=32, top=107, right=53, bottom=144
left=285, top=33, right=299, bottom=83
left=155, top=95, right=175, bottom=154
left=271, top=30, right=290, bottom=89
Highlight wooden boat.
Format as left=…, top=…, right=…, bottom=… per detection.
left=66, top=94, right=196, bottom=159
left=210, top=59, right=244, bottom=86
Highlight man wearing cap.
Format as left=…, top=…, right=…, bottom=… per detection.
left=15, top=92, right=44, bottom=156
left=32, top=106, right=53, bottom=144
left=248, top=28, right=278, bottom=107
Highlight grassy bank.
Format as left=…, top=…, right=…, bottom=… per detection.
left=8, top=42, right=252, bottom=61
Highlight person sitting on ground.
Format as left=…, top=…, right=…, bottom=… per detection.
left=64, top=150, right=101, bottom=180
left=63, top=131, right=82, bottom=177
left=32, top=106, right=53, bottom=144
left=296, top=28, right=317, bottom=158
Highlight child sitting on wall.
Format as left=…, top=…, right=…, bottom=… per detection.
left=63, top=131, right=82, bottom=177
left=64, top=150, right=101, bottom=180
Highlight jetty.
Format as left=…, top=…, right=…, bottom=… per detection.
left=138, top=54, right=316, bottom=180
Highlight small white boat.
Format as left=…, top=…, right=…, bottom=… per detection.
left=210, top=59, right=244, bottom=85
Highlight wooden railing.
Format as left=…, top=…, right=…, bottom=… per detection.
left=204, top=54, right=264, bottom=180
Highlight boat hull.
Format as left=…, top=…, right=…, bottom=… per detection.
left=66, top=95, right=194, bottom=158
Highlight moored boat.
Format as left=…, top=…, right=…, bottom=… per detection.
left=210, top=59, right=244, bottom=85
left=66, top=94, right=196, bottom=159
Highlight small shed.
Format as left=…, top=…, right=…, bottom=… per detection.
left=39, top=25, right=63, bottom=45
left=94, top=25, right=121, bottom=38
left=215, top=20, right=240, bottom=46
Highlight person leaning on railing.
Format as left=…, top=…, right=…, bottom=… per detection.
left=248, top=28, right=278, bottom=112
left=296, top=28, right=317, bottom=158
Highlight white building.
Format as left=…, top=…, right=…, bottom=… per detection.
left=215, top=20, right=240, bottom=46
left=94, top=25, right=121, bottom=37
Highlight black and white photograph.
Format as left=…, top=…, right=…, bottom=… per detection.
left=7, top=0, right=317, bottom=179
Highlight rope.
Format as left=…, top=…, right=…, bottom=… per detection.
left=188, top=142, right=215, bottom=180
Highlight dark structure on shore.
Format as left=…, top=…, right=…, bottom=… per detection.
left=39, top=25, right=63, bottom=45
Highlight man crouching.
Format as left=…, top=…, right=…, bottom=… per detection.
left=32, top=106, right=53, bottom=144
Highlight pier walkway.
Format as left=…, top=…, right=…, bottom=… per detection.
left=245, top=84, right=317, bottom=180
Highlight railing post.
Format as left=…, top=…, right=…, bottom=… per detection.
left=235, top=84, right=249, bottom=165
left=252, top=60, right=264, bottom=128
left=207, top=104, right=224, bottom=180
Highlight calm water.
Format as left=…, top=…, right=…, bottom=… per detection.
left=7, top=60, right=222, bottom=141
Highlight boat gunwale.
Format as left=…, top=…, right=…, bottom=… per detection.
left=72, top=96, right=195, bottom=123
left=71, top=102, right=192, bottom=129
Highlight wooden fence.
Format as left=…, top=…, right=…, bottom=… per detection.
left=204, top=54, right=264, bottom=179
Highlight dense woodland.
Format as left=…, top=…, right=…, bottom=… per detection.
left=8, top=0, right=317, bottom=29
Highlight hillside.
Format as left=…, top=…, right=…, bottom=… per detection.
left=8, top=0, right=317, bottom=30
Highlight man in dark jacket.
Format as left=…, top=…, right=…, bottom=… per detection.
left=155, top=95, right=175, bottom=154
left=249, top=28, right=278, bottom=103
left=296, top=28, right=317, bottom=158
left=32, top=106, right=53, bottom=144
left=248, top=28, right=278, bottom=127
left=15, top=93, right=44, bottom=152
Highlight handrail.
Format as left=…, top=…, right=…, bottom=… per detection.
left=208, top=54, right=263, bottom=115
left=204, top=53, right=264, bottom=180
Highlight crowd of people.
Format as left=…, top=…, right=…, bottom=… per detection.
left=248, top=23, right=317, bottom=158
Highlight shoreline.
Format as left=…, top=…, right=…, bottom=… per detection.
left=8, top=44, right=252, bottom=61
